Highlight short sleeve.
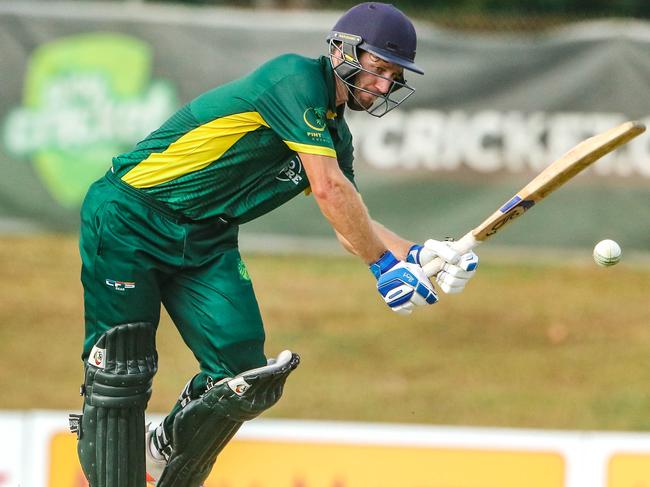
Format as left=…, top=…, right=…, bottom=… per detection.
left=254, top=72, right=337, bottom=158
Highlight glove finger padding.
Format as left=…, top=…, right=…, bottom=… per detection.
left=408, top=240, right=480, bottom=295
left=435, top=271, right=469, bottom=294
left=436, top=251, right=479, bottom=294
left=457, top=251, right=479, bottom=272
left=423, top=239, right=462, bottom=265
left=440, top=263, right=476, bottom=279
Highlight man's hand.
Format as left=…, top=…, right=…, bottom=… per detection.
left=407, top=239, right=479, bottom=294
left=370, top=251, right=438, bottom=315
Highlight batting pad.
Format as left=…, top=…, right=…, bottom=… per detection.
left=156, top=350, right=300, bottom=487
left=76, top=322, right=157, bottom=487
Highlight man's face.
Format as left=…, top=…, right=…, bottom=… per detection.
left=349, top=51, right=404, bottom=111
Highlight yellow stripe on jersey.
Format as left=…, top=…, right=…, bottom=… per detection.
left=284, top=141, right=337, bottom=158
left=122, top=112, right=270, bottom=188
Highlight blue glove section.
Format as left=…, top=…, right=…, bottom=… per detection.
left=369, top=250, right=399, bottom=279
left=370, top=251, right=438, bottom=311
left=377, top=268, right=437, bottom=307
left=416, top=282, right=438, bottom=304
left=460, top=252, right=479, bottom=271
left=377, top=267, right=416, bottom=307
left=406, top=244, right=423, bottom=265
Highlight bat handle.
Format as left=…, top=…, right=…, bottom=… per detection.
left=422, top=233, right=479, bottom=278
left=422, top=257, right=445, bottom=278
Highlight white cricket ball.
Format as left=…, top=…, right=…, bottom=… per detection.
left=593, top=239, right=622, bottom=267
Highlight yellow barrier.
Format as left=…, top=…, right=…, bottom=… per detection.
left=50, top=432, right=564, bottom=487
left=608, top=453, right=650, bottom=486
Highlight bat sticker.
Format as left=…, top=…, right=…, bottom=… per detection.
left=487, top=199, right=535, bottom=236
left=500, top=195, right=522, bottom=213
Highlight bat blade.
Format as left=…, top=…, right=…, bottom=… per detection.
left=472, top=120, right=645, bottom=242
left=424, top=120, right=646, bottom=277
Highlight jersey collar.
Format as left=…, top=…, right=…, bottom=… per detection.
left=319, top=55, right=339, bottom=118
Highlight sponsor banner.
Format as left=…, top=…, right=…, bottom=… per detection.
left=349, top=111, right=650, bottom=178
left=49, top=433, right=85, bottom=487
left=609, top=453, right=650, bottom=486
left=2, top=412, right=650, bottom=487
left=212, top=440, right=563, bottom=487
left=0, top=3, right=649, bottom=250
left=47, top=430, right=563, bottom=487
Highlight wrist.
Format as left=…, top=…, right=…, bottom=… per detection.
left=369, top=250, right=398, bottom=279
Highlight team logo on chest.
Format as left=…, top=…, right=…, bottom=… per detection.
left=276, top=155, right=303, bottom=185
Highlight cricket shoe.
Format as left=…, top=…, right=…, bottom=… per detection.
left=145, top=422, right=208, bottom=487
left=145, top=423, right=168, bottom=486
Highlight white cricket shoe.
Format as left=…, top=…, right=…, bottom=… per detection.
left=145, top=423, right=167, bottom=485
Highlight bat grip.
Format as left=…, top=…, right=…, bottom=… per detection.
left=422, top=233, right=479, bottom=278
left=423, top=257, right=445, bottom=278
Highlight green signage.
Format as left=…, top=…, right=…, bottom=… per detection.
left=3, top=33, right=177, bottom=206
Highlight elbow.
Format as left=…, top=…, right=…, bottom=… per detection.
left=310, top=175, right=347, bottom=202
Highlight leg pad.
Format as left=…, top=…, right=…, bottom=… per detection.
left=76, top=322, right=157, bottom=487
left=156, top=350, right=300, bottom=487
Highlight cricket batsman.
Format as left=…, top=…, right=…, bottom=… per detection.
left=71, top=3, right=479, bottom=486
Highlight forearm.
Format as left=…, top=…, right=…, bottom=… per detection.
left=338, top=220, right=413, bottom=260
left=313, top=179, right=386, bottom=264
left=371, top=220, right=414, bottom=261
left=334, top=230, right=356, bottom=256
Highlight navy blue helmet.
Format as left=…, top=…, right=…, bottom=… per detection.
left=326, top=3, right=422, bottom=117
left=329, top=2, right=422, bottom=75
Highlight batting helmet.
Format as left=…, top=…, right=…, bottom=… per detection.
left=326, top=3, right=421, bottom=117
left=327, top=2, right=423, bottom=75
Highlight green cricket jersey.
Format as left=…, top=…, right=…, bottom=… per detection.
left=112, top=54, right=355, bottom=223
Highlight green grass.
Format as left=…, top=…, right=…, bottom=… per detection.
left=1, top=235, right=649, bottom=431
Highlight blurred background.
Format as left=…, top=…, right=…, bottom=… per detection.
left=1, top=0, right=649, bottom=486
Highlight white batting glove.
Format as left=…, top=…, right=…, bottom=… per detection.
left=407, top=239, right=479, bottom=294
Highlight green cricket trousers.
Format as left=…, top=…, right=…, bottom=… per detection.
left=79, top=170, right=267, bottom=389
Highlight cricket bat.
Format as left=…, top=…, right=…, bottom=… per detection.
left=423, top=120, right=646, bottom=277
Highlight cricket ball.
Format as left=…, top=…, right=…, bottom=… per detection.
left=593, top=239, right=622, bottom=267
